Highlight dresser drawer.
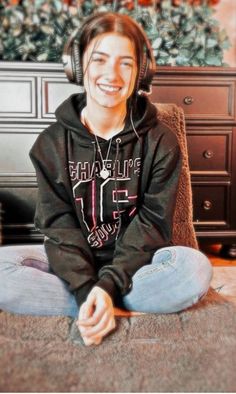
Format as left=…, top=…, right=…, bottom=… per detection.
left=187, top=131, right=231, bottom=175
left=0, top=75, right=37, bottom=119
left=192, top=184, right=229, bottom=225
left=152, top=78, right=236, bottom=122
left=0, top=126, right=42, bottom=177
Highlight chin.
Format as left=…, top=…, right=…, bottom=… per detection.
left=95, top=96, right=126, bottom=109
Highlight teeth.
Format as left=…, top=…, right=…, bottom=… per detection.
left=98, top=84, right=120, bottom=92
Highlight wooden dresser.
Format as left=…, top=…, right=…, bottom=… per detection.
left=0, top=63, right=236, bottom=255
left=151, top=66, right=236, bottom=256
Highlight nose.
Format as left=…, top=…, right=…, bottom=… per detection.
left=104, top=60, right=120, bottom=82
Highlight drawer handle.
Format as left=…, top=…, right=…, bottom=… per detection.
left=203, top=149, right=214, bottom=159
left=183, top=96, right=194, bottom=105
left=202, top=200, right=212, bottom=210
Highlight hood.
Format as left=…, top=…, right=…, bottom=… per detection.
left=55, top=92, right=158, bottom=147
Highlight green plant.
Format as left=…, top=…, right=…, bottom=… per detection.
left=0, top=0, right=231, bottom=66
left=146, top=1, right=231, bottom=66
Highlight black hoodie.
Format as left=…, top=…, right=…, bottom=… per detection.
left=29, top=93, right=182, bottom=307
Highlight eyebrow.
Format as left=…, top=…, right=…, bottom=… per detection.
left=92, top=51, right=135, bottom=60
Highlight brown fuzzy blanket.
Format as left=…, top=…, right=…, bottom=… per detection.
left=0, top=287, right=236, bottom=392
left=156, top=103, right=198, bottom=249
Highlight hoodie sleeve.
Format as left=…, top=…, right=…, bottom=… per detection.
left=95, top=131, right=182, bottom=298
left=29, top=129, right=98, bottom=307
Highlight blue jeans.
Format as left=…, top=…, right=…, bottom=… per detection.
left=0, top=244, right=213, bottom=317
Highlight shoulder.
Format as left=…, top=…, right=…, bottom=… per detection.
left=147, top=119, right=180, bottom=156
left=32, top=122, right=65, bottom=149
left=37, top=121, right=65, bottom=143
left=29, top=122, right=66, bottom=161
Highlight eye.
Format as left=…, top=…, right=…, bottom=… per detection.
left=91, top=56, right=105, bottom=64
left=121, top=61, right=133, bottom=68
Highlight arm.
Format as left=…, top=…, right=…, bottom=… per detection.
left=29, top=130, right=98, bottom=307
left=95, top=131, right=182, bottom=298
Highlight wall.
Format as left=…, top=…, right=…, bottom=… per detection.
left=214, top=0, right=236, bottom=67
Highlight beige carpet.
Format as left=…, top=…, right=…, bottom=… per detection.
left=0, top=266, right=236, bottom=393
left=211, top=266, right=236, bottom=304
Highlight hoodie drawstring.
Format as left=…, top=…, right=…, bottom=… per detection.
left=130, top=107, right=141, bottom=142
left=91, top=141, right=97, bottom=179
left=115, top=138, right=121, bottom=241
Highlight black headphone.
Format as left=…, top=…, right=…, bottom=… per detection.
left=62, top=15, right=155, bottom=96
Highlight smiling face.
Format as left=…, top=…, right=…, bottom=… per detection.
left=82, top=33, right=138, bottom=111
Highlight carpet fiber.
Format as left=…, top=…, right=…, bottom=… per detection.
left=0, top=267, right=236, bottom=392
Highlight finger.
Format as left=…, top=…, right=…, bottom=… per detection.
left=79, top=303, right=88, bottom=321
left=78, top=300, right=96, bottom=328
left=82, top=311, right=110, bottom=338
left=86, top=316, right=116, bottom=339
left=82, top=330, right=103, bottom=346
left=83, top=336, right=95, bottom=346
left=93, top=318, right=116, bottom=339
left=77, top=305, right=95, bottom=335
left=82, top=318, right=115, bottom=345
left=78, top=303, right=86, bottom=320
left=95, top=337, right=102, bottom=345
left=78, top=304, right=107, bottom=326
left=81, top=297, right=96, bottom=320
left=83, top=336, right=102, bottom=346
left=78, top=314, right=105, bottom=335
left=78, top=309, right=113, bottom=338
left=85, top=335, right=102, bottom=346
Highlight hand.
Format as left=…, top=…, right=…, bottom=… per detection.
left=76, top=286, right=116, bottom=346
left=77, top=300, right=102, bottom=346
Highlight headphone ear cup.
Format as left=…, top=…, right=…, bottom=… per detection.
left=137, top=50, right=154, bottom=95
left=62, top=38, right=75, bottom=83
left=72, top=42, right=83, bottom=85
left=138, top=51, right=147, bottom=89
left=62, top=28, right=83, bottom=85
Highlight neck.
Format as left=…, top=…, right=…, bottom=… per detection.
left=83, top=98, right=127, bottom=140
